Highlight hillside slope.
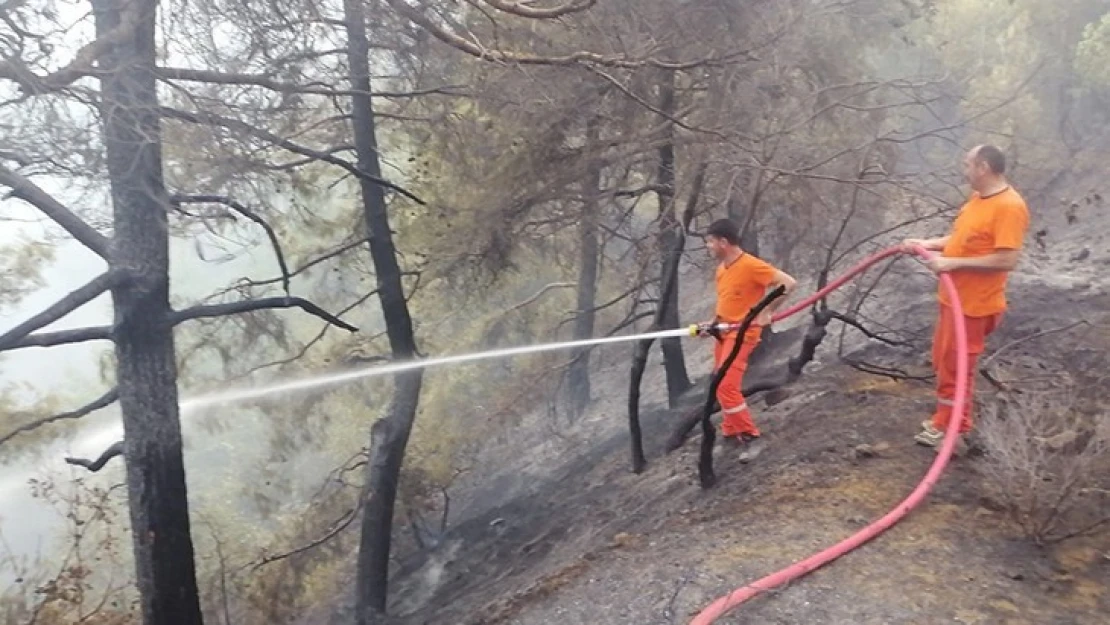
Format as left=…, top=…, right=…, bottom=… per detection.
left=378, top=273, right=1109, bottom=625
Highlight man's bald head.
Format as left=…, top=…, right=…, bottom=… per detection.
left=963, top=144, right=1008, bottom=193
left=970, top=144, right=1006, bottom=174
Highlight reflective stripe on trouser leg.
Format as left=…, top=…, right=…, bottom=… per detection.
left=714, top=332, right=761, bottom=438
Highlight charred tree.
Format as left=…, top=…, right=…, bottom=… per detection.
left=566, top=117, right=602, bottom=418
left=655, top=71, right=693, bottom=406
left=93, top=0, right=204, bottom=622
left=627, top=163, right=706, bottom=472
left=345, top=1, right=425, bottom=622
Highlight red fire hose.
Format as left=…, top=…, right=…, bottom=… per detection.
left=690, top=244, right=970, bottom=624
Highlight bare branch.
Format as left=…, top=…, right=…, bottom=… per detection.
left=237, top=289, right=381, bottom=378
left=253, top=506, right=359, bottom=570
left=980, top=320, right=1090, bottom=368
left=383, top=0, right=754, bottom=69
left=0, top=5, right=138, bottom=93
left=0, top=164, right=112, bottom=258
left=158, top=106, right=425, bottom=204
left=156, top=67, right=468, bottom=99
left=504, top=282, right=575, bottom=315
left=5, top=325, right=113, bottom=351
left=235, top=237, right=370, bottom=291
left=0, top=271, right=122, bottom=351
left=170, top=296, right=359, bottom=332
left=826, top=311, right=906, bottom=346
left=0, top=388, right=118, bottom=447
left=64, top=440, right=124, bottom=473
left=171, top=194, right=292, bottom=294
left=481, top=0, right=596, bottom=18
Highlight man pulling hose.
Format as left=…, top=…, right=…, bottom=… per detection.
left=696, top=219, right=797, bottom=463
left=905, top=144, right=1030, bottom=449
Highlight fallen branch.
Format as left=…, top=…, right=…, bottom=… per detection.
left=0, top=164, right=112, bottom=258
left=0, top=388, right=118, bottom=447
left=170, top=194, right=292, bottom=294
left=0, top=271, right=123, bottom=351
left=169, top=297, right=358, bottom=332
left=65, top=440, right=124, bottom=473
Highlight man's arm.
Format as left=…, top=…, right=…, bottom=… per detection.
left=903, top=235, right=951, bottom=251
left=758, top=269, right=797, bottom=324
left=930, top=249, right=1020, bottom=273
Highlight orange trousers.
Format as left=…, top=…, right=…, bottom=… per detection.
left=713, top=328, right=763, bottom=438
left=931, top=304, right=1000, bottom=433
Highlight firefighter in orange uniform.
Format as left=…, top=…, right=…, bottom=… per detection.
left=904, top=144, right=1029, bottom=448
left=699, top=219, right=796, bottom=462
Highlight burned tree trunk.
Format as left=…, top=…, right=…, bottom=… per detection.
left=655, top=72, right=692, bottom=406
left=627, top=164, right=706, bottom=472
left=93, top=0, right=203, bottom=622
left=345, top=1, right=425, bottom=622
left=566, top=117, right=602, bottom=418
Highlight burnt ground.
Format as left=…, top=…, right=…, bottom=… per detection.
left=378, top=276, right=1110, bottom=625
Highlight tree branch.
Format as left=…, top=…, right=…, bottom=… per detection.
left=0, top=271, right=122, bottom=351
left=0, top=164, right=112, bottom=258
left=252, top=506, right=359, bottom=570
left=383, top=0, right=754, bottom=69
left=5, top=326, right=113, bottom=351
left=170, top=297, right=358, bottom=332
left=229, top=237, right=370, bottom=293
left=0, top=388, right=118, bottom=447
left=826, top=311, right=906, bottom=346
left=64, top=440, right=124, bottom=473
left=504, top=282, right=575, bottom=315
left=158, top=106, right=425, bottom=205
left=481, top=0, right=596, bottom=18
left=170, top=194, right=292, bottom=294
left=980, top=320, right=1090, bottom=368
left=0, top=5, right=138, bottom=93
left=156, top=67, right=468, bottom=99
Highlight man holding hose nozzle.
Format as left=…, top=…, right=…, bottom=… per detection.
left=904, top=144, right=1029, bottom=449
left=697, top=218, right=797, bottom=463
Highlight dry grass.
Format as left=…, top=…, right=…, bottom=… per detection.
left=977, top=386, right=1110, bottom=545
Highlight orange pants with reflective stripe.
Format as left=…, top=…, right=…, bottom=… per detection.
left=931, top=303, right=1001, bottom=433
left=714, top=328, right=763, bottom=438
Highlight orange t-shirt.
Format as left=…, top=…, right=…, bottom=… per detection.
left=715, top=252, right=778, bottom=324
left=938, top=187, right=1029, bottom=317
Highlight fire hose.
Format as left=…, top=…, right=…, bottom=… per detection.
left=687, top=244, right=970, bottom=624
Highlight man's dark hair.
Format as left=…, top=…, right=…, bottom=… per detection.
left=706, top=218, right=741, bottom=245
left=975, top=144, right=1006, bottom=174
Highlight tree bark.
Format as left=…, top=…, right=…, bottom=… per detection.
left=626, top=163, right=706, bottom=473
left=566, top=117, right=601, bottom=418
left=344, top=1, right=424, bottom=622
left=655, top=71, right=692, bottom=407
left=92, top=0, right=204, bottom=623
left=726, top=180, right=761, bottom=257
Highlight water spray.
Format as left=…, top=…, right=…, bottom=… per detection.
left=182, top=325, right=698, bottom=410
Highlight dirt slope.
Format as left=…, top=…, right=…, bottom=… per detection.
left=332, top=193, right=1110, bottom=625
left=378, top=277, right=1109, bottom=623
